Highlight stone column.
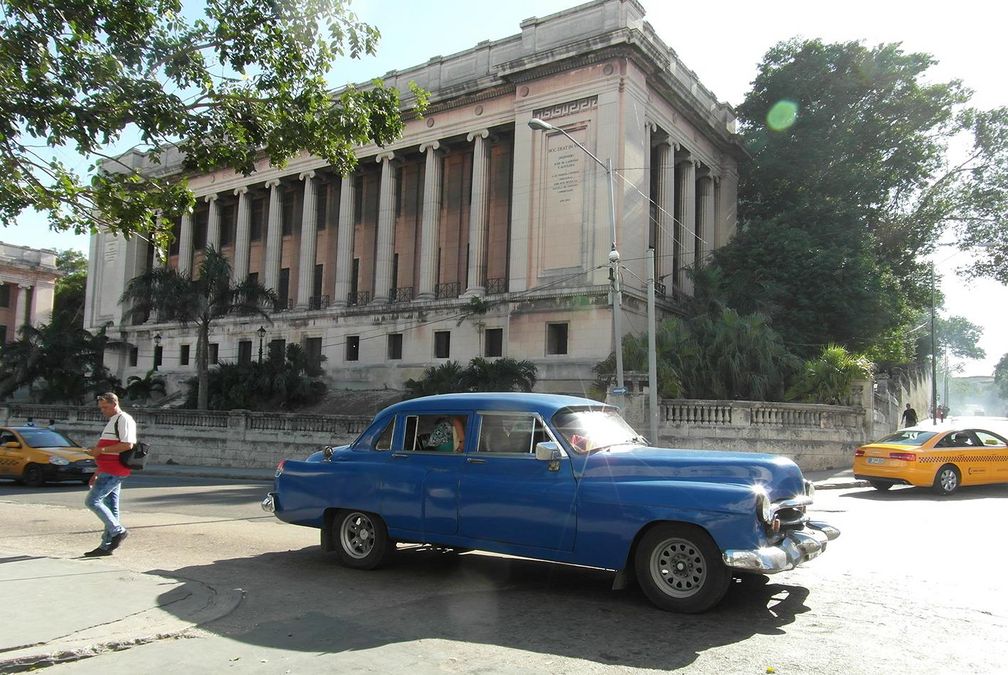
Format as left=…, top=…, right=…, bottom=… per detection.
left=675, top=156, right=696, bottom=294
left=205, top=193, right=220, bottom=252
left=296, top=171, right=318, bottom=309
left=696, top=174, right=715, bottom=266
left=263, top=178, right=282, bottom=292
left=417, top=141, right=442, bottom=300
left=14, top=284, right=29, bottom=328
left=231, top=187, right=250, bottom=282
left=371, top=152, right=396, bottom=304
left=334, top=174, right=355, bottom=306
left=655, top=141, right=676, bottom=286
left=465, top=129, right=489, bottom=296
left=177, top=211, right=193, bottom=275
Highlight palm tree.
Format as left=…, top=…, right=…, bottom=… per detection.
left=462, top=357, right=537, bottom=392
left=121, top=247, right=277, bottom=410
left=125, top=369, right=167, bottom=403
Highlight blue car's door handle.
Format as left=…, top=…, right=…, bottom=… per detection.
left=392, top=453, right=410, bottom=460
left=465, top=457, right=486, bottom=464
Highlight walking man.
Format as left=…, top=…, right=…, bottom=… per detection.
left=900, top=403, right=919, bottom=428
left=84, top=392, right=136, bottom=557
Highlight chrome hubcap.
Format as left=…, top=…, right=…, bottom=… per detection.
left=340, top=512, right=375, bottom=559
left=940, top=470, right=958, bottom=492
left=650, top=537, right=706, bottom=598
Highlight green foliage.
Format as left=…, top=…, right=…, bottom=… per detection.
left=594, top=309, right=799, bottom=401
left=712, top=38, right=1006, bottom=359
left=52, top=249, right=88, bottom=327
left=786, top=345, right=872, bottom=405
left=120, top=247, right=275, bottom=409
left=404, top=358, right=539, bottom=398
left=995, top=354, right=1008, bottom=400
left=0, top=0, right=426, bottom=242
left=183, top=343, right=326, bottom=410
left=125, top=369, right=166, bottom=403
left=0, top=322, right=121, bottom=403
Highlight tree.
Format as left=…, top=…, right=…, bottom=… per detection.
left=0, top=0, right=426, bottom=243
left=995, top=353, right=1008, bottom=400
left=53, top=249, right=88, bottom=327
left=125, top=369, right=166, bottom=403
left=120, top=247, right=275, bottom=410
left=404, top=358, right=539, bottom=398
left=712, top=39, right=1006, bottom=358
left=786, top=345, right=872, bottom=405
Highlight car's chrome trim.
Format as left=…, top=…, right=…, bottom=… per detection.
left=261, top=493, right=276, bottom=513
left=723, top=521, right=840, bottom=573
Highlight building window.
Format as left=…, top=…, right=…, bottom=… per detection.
left=305, top=337, right=323, bottom=372
left=546, top=322, right=569, bottom=355
left=129, top=347, right=138, bottom=366
left=247, top=272, right=258, bottom=286
left=238, top=340, right=252, bottom=365
left=209, top=343, right=219, bottom=364
left=219, top=203, right=235, bottom=247
left=250, top=197, right=264, bottom=241
left=0, top=325, right=6, bottom=344
left=153, top=345, right=163, bottom=369
left=268, top=338, right=286, bottom=361
left=434, top=331, right=451, bottom=359
left=316, top=187, right=328, bottom=230
left=346, top=335, right=360, bottom=361
left=193, top=211, right=207, bottom=250
left=276, top=268, right=290, bottom=310
left=0, top=283, right=9, bottom=307
left=485, top=328, right=503, bottom=358
left=281, top=188, right=295, bottom=236
left=180, top=344, right=190, bottom=366
left=387, top=333, right=403, bottom=360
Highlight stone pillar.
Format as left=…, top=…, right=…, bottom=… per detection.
left=205, top=193, right=220, bottom=252
left=177, top=211, right=193, bottom=275
left=372, top=152, right=396, bottom=304
left=14, top=284, right=29, bottom=328
left=231, top=187, right=250, bottom=282
left=675, top=156, right=696, bottom=294
left=263, top=179, right=282, bottom=292
left=465, top=129, right=489, bottom=296
left=655, top=141, right=676, bottom=285
left=334, top=174, right=355, bottom=306
left=417, top=141, right=442, bottom=300
left=296, top=171, right=318, bottom=309
left=696, top=174, right=715, bottom=266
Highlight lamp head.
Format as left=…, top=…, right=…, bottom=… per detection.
left=528, top=118, right=554, bottom=132
left=608, top=248, right=621, bottom=264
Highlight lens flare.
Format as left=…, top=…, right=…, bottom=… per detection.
left=766, top=100, right=798, bottom=131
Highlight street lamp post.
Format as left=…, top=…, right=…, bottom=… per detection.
left=257, top=325, right=266, bottom=364
left=528, top=117, right=624, bottom=395
left=153, top=332, right=162, bottom=371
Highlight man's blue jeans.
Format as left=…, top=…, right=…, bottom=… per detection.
left=85, top=473, right=125, bottom=548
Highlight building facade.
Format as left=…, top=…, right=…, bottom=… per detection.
left=0, top=242, right=58, bottom=344
left=85, top=0, right=744, bottom=393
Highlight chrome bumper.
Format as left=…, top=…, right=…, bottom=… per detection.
left=261, top=492, right=276, bottom=513
left=723, top=520, right=840, bottom=573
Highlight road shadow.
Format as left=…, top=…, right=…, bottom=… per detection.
left=153, top=545, right=812, bottom=669
left=128, top=484, right=268, bottom=509
left=842, top=483, right=1008, bottom=502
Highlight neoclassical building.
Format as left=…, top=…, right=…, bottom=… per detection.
left=0, top=242, right=58, bottom=344
left=85, top=0, right=744, bottom=393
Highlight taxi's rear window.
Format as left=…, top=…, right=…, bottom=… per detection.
left=877, top=430, right=937, bottom=446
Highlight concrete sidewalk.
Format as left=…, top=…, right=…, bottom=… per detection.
left=0, top=551, right=243, bottom=672
left=139, top=462, right=868, bottom=490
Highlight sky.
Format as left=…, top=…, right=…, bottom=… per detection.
left=6, top=0, right=1005, bottom=376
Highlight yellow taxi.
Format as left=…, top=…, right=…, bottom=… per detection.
left=0, top=426, right=97, bottom=487
left=853, top=427, right=1008, bottom=495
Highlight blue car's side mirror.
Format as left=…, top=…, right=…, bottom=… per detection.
left=535, top=441, right=563, bottom=462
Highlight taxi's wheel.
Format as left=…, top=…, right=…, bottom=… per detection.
left=869, top=480, right=893, bottom=491
left=932, top=464, right=961, bottom=496
left=22, top=464, right=44, bottom=487
left=635, top=523, right=730, bottom=613
left=332, top=510, right=392, bottom=570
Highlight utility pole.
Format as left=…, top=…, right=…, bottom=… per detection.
left=930, top=263, right=938, bottom=425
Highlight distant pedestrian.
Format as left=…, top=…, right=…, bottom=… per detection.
left=25, top=417, right=34, bottom=427
left=937, top=406, right=946, bottom=423
left=901, top=403, right=918, bottom=428
left=83, top=392, right=136, bottom=557
left=47, top=418, right=57, bottom=430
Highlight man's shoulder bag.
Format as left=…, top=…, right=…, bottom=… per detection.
left=113, top=415, right=150, bottom=471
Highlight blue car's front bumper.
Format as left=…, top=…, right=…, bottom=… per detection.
left=722, top=521, right=840, bottom=573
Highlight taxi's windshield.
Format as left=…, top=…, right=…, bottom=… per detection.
left=551, top=407, right=642, bottom=454
left=20, top=429, right=76, bottom=448
left=877, top=430, right=938, bottom=446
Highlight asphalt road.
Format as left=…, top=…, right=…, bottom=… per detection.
left=3, top=475, right=1008, bottom=673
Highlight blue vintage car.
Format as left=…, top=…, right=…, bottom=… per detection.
left=263, top=393, right=839, bottom=612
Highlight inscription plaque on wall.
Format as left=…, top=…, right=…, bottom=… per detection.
left=543, top=125, right=587, bottom=269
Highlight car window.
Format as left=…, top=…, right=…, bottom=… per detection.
left=975, top=431, right=1008, bottom=448
left=354, top=417, right=395, bottom=451
left=404, top=415, right=467, bottom=453
left=878, top=430, right=938, bottom=446
left=0, top=430, right=18, bottom=445
left=939, top=431, right=984, bottom=448
left=19, top=429, right=75, bottom=448
left=552, top=407, right=640, bottom=454
left=477, top=413, right=543, bottom=454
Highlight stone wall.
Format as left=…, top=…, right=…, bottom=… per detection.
left=1, top=404, right=370, bottom=469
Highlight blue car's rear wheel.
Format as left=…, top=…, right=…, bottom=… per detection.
left=634, top=523, right=730, bottom=613
left=332, top=510, right=392, bottom=570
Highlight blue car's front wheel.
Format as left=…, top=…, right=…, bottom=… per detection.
left=332, top=509, right=394, bottom=570
left=634, top=523, right=730, bottom=613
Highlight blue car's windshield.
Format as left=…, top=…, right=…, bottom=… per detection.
left=552, top=407, right=642, bottom=454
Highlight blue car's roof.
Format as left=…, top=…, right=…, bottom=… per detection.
left=378, top=392, right=610, bottom=418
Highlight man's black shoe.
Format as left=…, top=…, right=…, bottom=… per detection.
left=108, top=529, right=129, bottom=551
left=84, top=546, right=112, bottom=557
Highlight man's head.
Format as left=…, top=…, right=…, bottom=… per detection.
left=906, top=403, right=912, bottom=409
left=97, top=392, right=121, bottom=418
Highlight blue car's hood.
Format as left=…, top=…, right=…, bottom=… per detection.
left=580, top=445, right=806, bottom=498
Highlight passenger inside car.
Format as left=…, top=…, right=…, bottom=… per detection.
left=427, top=416, right=465, bottom=452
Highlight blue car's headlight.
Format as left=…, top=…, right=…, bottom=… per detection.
left=48, top=455, right=70, bottom=466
